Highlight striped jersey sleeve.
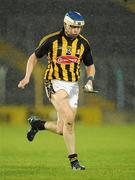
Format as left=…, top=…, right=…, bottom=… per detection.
left=35, top=31, right=60, bottom=58
left=35, top=37, right=50, bottom=58
left=79, top=34, right=93, bottom=66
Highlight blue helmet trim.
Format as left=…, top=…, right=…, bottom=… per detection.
left=64, top=11, right=85, bottom=26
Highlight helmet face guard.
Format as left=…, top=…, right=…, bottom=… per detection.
left=64, top=11, right=85, bottom=27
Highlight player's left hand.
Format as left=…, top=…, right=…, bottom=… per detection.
left=18, top=77, right=29, bottom=89
left=84, top=80, right=93, bottom=92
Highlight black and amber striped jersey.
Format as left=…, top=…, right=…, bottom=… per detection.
left=35, top=28, right=93, bottom=82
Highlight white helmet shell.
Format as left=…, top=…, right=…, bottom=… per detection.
left=64, top=11, right=85, bottom=27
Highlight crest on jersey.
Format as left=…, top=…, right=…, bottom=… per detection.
left=66, top=46, right=72, bottom=55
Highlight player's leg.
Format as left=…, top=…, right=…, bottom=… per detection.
left=51, top=90, right=76, bottom=154
left=27, top=111, right=64, bottom=141
left=51, top=90, right=85, bottom=170
left=27, top=100, right=64, bottom=141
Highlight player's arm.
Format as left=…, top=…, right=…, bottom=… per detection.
left=18, top=36, right=50, bottom=89
left=82, top=41, right=96, bottom=92
left=18, top=53, right=38, bottom=89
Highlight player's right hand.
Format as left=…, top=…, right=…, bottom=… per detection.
left=18, top=78, right=29, bottom=89
left=84, top=80, right=93, bottom=92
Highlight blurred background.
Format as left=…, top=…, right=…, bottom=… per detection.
left=0, top=0, right=135, bottom=125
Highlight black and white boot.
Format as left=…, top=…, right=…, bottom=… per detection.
left=27, top=116, right=46, bottom=142
left=68, top=154, right=86, bottom=170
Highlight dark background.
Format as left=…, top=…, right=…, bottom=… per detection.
left=0, top=0, right=135, bottom=110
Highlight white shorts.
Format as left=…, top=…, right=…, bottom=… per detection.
left=48, top=79, right=79, bottom=108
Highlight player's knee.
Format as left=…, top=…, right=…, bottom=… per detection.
left=64, top=120, right=74, bottom=132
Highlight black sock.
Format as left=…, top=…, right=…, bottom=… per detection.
left=68, top=154, right=78, bottom=166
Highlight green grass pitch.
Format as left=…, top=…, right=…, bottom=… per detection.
left=0, top=123, right=135, bottom=180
